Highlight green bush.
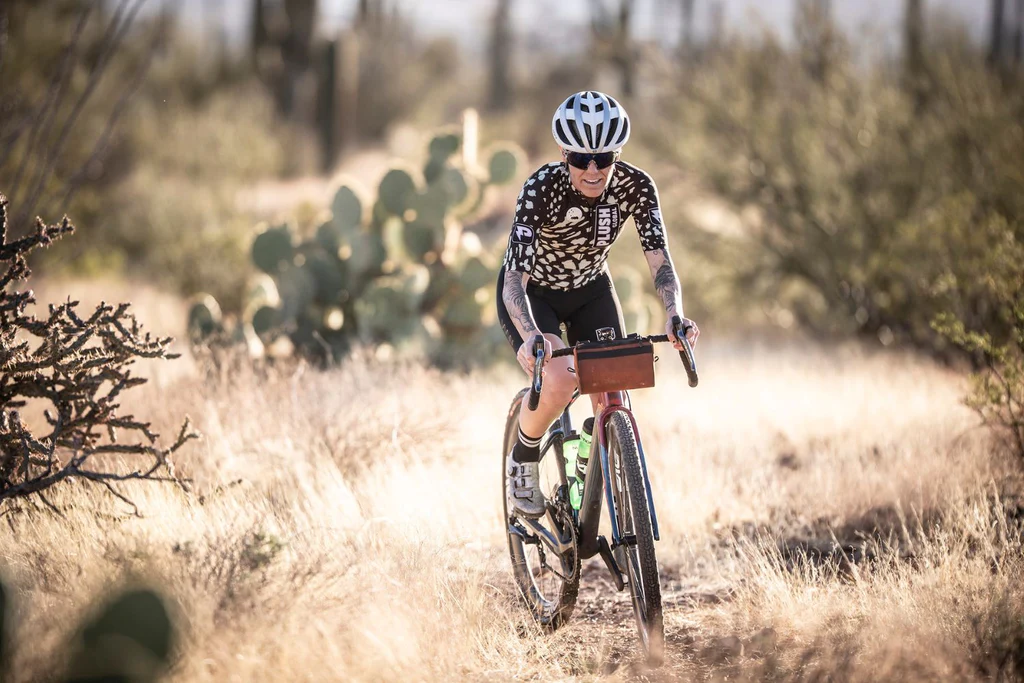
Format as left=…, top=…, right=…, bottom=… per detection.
left=652, top=15, right=1024, bottom=352
left=934, top=280, right=1024, bottom=460
left=0, top=3, right=301, bottom=310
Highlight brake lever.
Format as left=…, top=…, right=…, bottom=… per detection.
left=527, top=336, right=546, bottom=410
left=670, top=315, right=699, bottom=388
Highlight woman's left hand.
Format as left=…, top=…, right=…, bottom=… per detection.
left=666, top=316, right=699, bottom=351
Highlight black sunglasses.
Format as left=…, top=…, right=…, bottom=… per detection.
left=565, top=150, right=620, bottom=170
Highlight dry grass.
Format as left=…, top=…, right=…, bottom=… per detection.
left=2, top=308, right=1022, bottom=680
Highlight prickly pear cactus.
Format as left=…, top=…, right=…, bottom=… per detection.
left=187, top=294, right=223, bottom=342
left=214, top=127, right=529, bottom=364
left=378, top=167, right=418, bottom=217
left=486, top=145, right=524, bottom=185
left=251, top=223, right=295, bottom=274
left=251, top=305, right=279, bottom=337
left=65, top=588, right=174, bottom=682
left=354, top=266, right=429, bottom=341
left=331, top=184, right=364, bottom=230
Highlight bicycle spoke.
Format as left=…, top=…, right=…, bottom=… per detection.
left=502, top=389, right=580, bottom=629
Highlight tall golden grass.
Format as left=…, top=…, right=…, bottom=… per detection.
left=2, top=284, right=1020, bottom=681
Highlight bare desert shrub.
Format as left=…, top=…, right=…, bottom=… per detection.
left=0, top=194, right=195, bottom=509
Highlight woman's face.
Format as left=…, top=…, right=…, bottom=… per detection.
left=564, top=149, right=617, bottom=198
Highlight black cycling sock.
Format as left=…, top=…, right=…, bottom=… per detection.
left=513, top=427, right=543, bottom=463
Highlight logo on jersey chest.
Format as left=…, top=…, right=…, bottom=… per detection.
left=565, top=207, right=584, bottom=223
left=594, top=204, right=620, bottom=248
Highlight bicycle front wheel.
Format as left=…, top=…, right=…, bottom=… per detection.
left=502, top=388, right=579, bottom=629
left=607, top=411, right=664, bottom=663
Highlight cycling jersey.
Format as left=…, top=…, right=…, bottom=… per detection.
left=501, top=160, right=666, bottom=291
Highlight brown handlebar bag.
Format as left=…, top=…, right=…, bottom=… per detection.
left=573, top=337, right=656, bottom=394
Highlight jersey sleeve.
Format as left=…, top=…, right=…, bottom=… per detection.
left=630, top=169, right=667, bottom=252
left=502, top=166, right=552, bottom=274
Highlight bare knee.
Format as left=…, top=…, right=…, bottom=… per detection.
left=542, top=364, right=577, bottom=407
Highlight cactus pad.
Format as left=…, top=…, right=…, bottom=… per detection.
left=428, top=132, right=461, bottom=162
left=459, top=256, right=496, bottom=292
left=347, top=231, right=389, bottom=288
left=487, top=146, right=524, bottom=185
left=439, top=167, right=471, bottom=207
left=188, top=294, right=223, bottom=340
left=402, top=222, right=438, bottom=262
left=304, top=251, right=348, bottom=304
left=67, top=588, right=174, bottom=680
left=252, top=224, right=295, bottom=274
left=251, top=305, right=280, bottom=336
left=331, top=184, right=364, bottom=231
left=277, top=263, right=317, bottom=320
left=378, top=168, right=417, bottom=216
left=409, top=184, right=451, bottom=229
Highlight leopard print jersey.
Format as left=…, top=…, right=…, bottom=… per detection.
left=501, top=160, right=666, bottom=290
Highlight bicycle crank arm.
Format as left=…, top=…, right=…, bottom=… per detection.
left=596, top=535, right=625, bottom=592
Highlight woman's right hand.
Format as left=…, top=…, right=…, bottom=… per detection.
left=516, top=334, right=552, bottom=376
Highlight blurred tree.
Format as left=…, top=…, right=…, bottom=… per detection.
left=708, top=0, right=725, bottom=51
left=904, top=0, right=927, bottom=108
left=659, top=14, right=1024, bottom=354
left=990, top=0, right=1006, bottom=64
left=317, top=0, right=458, bottom=165
left=680, top=0, right=696, bottom=58
left=0, top=1, right=8, bottom=69
left=1011, top=0, right=1019, bottom=62
left=795, top=0, right=837, bottom=83
left=0, top=0, right=167, bottom=236
left=250, top=0, right=268, bottom=68
left=250, top=0, right=318, bottom=122
left=488, top=0, right=514, bottom=111
left=588, top=0, right=636, bottom=97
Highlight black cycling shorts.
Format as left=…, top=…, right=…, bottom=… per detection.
left=496, top=269, right=626, bottom=352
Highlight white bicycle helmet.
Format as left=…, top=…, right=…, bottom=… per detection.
left=551, top=91, right=631, bottom=153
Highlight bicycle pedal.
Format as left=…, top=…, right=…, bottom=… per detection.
left=596, top=535, right=625, bottom=591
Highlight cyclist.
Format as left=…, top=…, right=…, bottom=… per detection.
left=497, top=90, right=700, bottom=519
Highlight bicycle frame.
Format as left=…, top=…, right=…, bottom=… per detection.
left=536, top=388, right=661, bottom=561
left=506, top=325, right=695, bottom=656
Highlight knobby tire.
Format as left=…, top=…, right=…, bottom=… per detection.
left=607, top=411, right=665, bottom=663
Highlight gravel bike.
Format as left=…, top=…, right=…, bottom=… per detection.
left=502, top=315, right=699, bottom=664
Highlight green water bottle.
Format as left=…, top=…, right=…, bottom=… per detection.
left=569, top=418, right=595, bottom=510
left=563, top=431, right=580, bottom=489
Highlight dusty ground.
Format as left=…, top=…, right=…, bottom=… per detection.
left=2, top=298, right=1022, bottom=681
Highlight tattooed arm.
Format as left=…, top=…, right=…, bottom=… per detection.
left=502, top=270, right=541, bottom=341
left=643, top=247, right=700, bottom=348
left=644, top=248, right=683, bottom=317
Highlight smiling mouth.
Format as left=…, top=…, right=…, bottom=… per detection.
left=582, top=178, right=603, bottom=187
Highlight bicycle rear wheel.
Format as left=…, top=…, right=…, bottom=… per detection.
left=607, top=411, right=664, bottom=663
left=502, top=388, right=579, bottom=629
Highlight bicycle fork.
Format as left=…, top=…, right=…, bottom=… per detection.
left=575, top=400, right=661, bottom=590
left=595, top=405, right=662, bottom=546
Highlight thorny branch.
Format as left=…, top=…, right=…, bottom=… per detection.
left=0, top=193, right=197, bottom=512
